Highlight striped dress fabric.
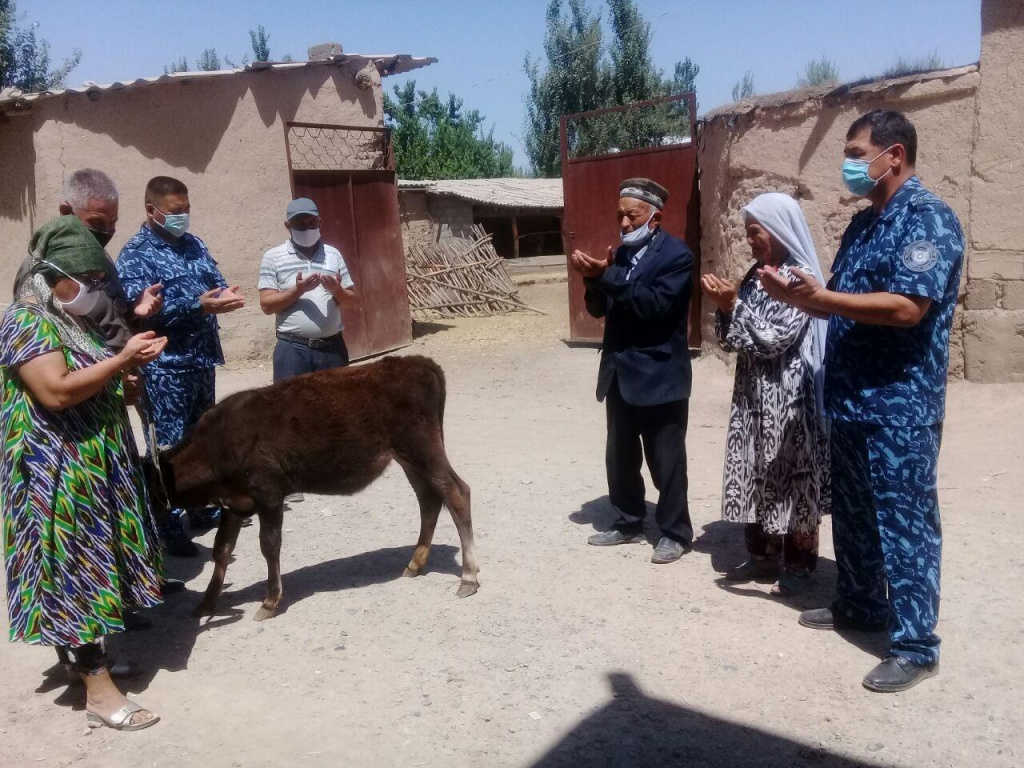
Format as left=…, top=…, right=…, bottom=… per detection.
left=0, top=303, right=162, bottom=648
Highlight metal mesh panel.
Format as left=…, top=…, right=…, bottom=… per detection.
left=287, top=125, right=391, bottom=171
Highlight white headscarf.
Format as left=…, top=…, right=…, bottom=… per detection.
left=740, top=193, right=828, bottom=420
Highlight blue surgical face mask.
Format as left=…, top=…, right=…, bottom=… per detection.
left=621, top=210, right=657, bottom=247
left=842, top=146, right=895, bottom=197
left=152, top=207, right=190, bottom=238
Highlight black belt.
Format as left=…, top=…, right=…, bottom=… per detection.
left=276, top=331, right=343, bottom=349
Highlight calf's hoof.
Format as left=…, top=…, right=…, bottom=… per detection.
left=253, top=604, right=278, bottom=622
left=192, top=601, right=216, bottom=618
left=456, top=581, right=479, bottom=599
left=402, top=566, right=421, bottom=578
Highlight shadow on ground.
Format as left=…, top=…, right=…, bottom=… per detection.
left=531, top=672, right=884, bottom=768
left=570, top=506, right=889, bottom=659
left=36, top=543, right=460, bottom=708
left=412, top=320, right=456, bottom=339
left=569, top=496, right=662, bottom=545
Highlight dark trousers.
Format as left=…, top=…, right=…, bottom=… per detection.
left=744, top=524, right=819, bottom=575
left=831, top=421, right=943, bottom=665
left=273, top=334, right=349, bottom=383
left=605, top=380, right=692, bottom=545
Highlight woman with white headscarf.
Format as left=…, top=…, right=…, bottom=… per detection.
left=701, top=193, right=830, bottom=596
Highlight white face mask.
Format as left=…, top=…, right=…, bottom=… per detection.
left=621, top=210, right=657, bottom=248
left=60, top=281, right=103, bottom=317
left=291, top=228, right=321, bottom=248
left=41, top=261, right=105, bottom=317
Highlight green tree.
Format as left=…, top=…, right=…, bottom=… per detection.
left=384, top=81, right=517, bottom=179
left=884, top=51, right=943, bottom=78
left=250, top=25, right=271, bottom=62
left=524, top=0, right=609, bottom=178
left=164, top=56, right=189, bottom=75
left=608, top=0, right=660, bottom=105
left=731, top=71, right=755, bottom=102
left=523, top=0, right=700, bottom=177
left=666, top=57, right=699, bottom=97
left=0, top=0, right=81, bottom=91
left=196, top=48, right=221, bottom=72
left=797, top=56, right=840, bottom=87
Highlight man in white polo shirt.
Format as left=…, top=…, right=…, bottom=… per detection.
left=258, top=197, right=356, bottom=382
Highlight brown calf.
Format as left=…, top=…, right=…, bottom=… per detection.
left=152, top=355, right=479, bottom=621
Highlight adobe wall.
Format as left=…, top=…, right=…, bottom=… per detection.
left=962, top=0, right=1024, bottom=382
left=398, top=189, right=438, bottom=254
left=698, top=66, right=981, bottom=378
left=0, top=64, right=382, bottom=364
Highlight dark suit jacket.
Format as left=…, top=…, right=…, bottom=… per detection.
left=583, top=228, right=694, bottom=407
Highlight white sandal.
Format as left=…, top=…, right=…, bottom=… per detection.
left=86, top=701, right=160, bottom=731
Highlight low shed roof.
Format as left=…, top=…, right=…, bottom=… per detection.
left=0, top=54, right=436, bottom=110
left=398, top=178, right=563, bottom=210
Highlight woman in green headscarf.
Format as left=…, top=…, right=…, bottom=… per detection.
left=1, top=216, right=167, bottom=731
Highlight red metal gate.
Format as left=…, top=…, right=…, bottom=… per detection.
left=560, top=94, right=701, bottom=345
left=287, top=123, right=412, bottom=360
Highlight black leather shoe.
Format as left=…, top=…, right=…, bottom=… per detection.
left=798, top=607, right=887, bottom=632
left=124, top=611, right=152, bottom=631
left=164, top=534, right=199, bottom=558
left=863, top=656, right=939, bottom=693
left=160, top=578, right=186, bottom=596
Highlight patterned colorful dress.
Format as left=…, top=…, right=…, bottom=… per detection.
left=715, top=264, right=831, bottom=536
left=0, top=303, right=162, bottom=648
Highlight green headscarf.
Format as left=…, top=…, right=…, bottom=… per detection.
left=29, top=215, right=108, bottom=281
left=18, top=215, right=110, bottom=358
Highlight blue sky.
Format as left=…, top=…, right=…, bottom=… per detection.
left=27, top=0, right=981, bottom=168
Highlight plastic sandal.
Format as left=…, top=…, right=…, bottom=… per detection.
left=86, top=701, right=160, bottom=731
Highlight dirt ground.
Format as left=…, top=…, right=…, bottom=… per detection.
left=2, top=281, right=1022, bottom=768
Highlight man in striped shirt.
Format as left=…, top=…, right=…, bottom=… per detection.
left=258, top=198, right=356, bottom=383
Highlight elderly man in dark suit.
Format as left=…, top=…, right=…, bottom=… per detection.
left=570, top=178, right=695, bottom=564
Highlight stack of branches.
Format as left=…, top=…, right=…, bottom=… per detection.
left=405, top=225, right=545, bottom=318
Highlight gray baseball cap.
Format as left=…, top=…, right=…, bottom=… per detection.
left=286, top=197, right=319, bottom=220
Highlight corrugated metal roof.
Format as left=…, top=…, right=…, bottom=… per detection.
left=398, top=178, right=563, bottom=209
left=0, top=54, right=436, bottom=110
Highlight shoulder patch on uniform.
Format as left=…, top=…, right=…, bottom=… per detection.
left=902, top=240, right=940, bottom=272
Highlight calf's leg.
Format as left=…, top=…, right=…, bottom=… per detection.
left=398, top=461, right=443, bottom=578
left=194, top=512, right=245, bottom=617
left=253, top=506, right=285, bottom=622
left=440, top=467, right=479, bottom=598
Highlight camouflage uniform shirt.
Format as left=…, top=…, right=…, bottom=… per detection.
left=824, top=176, right=965, bottom=427
left=117, top=225, right=229, bottom=373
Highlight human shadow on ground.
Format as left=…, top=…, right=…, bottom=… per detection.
left=36, top=544, right=460, bottom=706
left=694, top=520, right=889, bottom=658
left=568, top=508, right=889, bottom=659
left=530, top=672, right=881, bottom=768
left=36, top=540, right=222, bottom=708
left=569, top=496, right=662, bottom=545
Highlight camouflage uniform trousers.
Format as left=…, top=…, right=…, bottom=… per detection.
left=830, top=421, right=943, bottom=665
left=143, top=368, right=220, bottom=536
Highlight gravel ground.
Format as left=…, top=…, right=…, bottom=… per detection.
left=1, top=282, right=1021, bottom=768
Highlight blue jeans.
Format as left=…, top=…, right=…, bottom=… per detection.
left=272, top=334, right=349, bottom=383
left=830, top=421, right=944, bottom=665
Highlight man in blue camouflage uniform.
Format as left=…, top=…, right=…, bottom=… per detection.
left=760, top=110, right=964, bottom=693
left=117, top=176, right=246, bottom=557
